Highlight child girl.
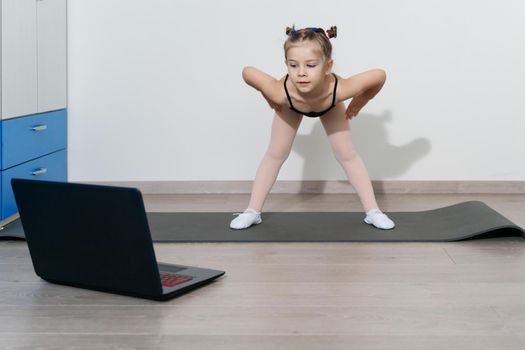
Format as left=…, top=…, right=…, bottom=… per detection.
left=230, top=25, right=395, bottom=230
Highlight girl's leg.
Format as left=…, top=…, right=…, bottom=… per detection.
left=320, top=103, right=379, bottom=212
left=247, top=110, right=303, bottom=212
left=320, top=103, right=394, bottom=229
left=231, top=110, right=302, bottom=229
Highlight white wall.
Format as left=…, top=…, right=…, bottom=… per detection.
left=67, top=0, right=525, bottom=182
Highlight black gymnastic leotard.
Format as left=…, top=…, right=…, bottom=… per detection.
left=284, top=73, right=338, bottom=118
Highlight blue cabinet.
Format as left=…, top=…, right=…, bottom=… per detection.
left=1, top=0, right=67, bottom=232
left=0, top=110, right=68, bottom=221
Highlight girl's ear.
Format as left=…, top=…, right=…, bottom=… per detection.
left=325, top=59, right=334, bottom=75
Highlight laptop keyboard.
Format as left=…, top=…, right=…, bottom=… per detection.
left=160, top=273, right=193, bottom=287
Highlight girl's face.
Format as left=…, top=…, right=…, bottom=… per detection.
left=285, top=40, right=333, bottom=94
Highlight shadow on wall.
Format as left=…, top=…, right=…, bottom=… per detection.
left=292, top=110, right=431, bottom=193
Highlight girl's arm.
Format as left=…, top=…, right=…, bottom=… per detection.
left=242, top=67, right=285, bottom=110
left=338, top=69, right=387, bottom=119
left=338, top=69, right=386, bottom=101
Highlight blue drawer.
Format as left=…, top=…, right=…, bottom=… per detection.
left=1, top=149, right=67, bottom=219
left=1, top=110, right=67, bottom=170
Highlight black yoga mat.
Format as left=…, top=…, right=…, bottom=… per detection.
left=2, top=201, right=523, bottom=242
left=146, top=201, right=524, bottom=242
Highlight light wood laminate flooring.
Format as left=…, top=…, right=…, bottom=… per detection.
left=1, top=193, right=525, bottom=349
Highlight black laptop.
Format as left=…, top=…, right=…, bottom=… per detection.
left=11, top=178, right=225, bottom=301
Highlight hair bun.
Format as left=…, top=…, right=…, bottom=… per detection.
left=326, top=26, right=337, bottom=39
left=286, top=25, right=296, bottom=36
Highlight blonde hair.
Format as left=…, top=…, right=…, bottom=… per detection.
left=284, top=25, right=337, bottom=60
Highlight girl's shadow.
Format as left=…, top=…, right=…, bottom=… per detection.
left=292, top=110, right=432, bottom=194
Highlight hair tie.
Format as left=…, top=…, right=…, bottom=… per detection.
left=326, top=26, right=337, bottom=39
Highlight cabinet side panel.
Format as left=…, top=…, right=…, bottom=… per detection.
left=37, top=0, right=67, bottom=112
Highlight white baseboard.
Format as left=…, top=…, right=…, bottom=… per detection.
left=85, top=180, right=525, bottom=194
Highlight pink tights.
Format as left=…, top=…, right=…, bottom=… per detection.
left=247, top=103, right=379, bottom=213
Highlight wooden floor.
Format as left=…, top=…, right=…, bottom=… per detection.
left=1, top=193, right=525, bottom=349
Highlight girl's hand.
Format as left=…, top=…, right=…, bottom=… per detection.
left=262, top=92, right=281, bottom=112
left=345, top=93, right=370, bottom=120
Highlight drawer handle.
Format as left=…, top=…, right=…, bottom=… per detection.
left=31, top=168, right=48, bottom=176
left=31, top=124, right=48, bottom=132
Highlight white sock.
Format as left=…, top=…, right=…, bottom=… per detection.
left=230, top=208, right=262, bottom=229
left=364, top=208, right=395, bottom=230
